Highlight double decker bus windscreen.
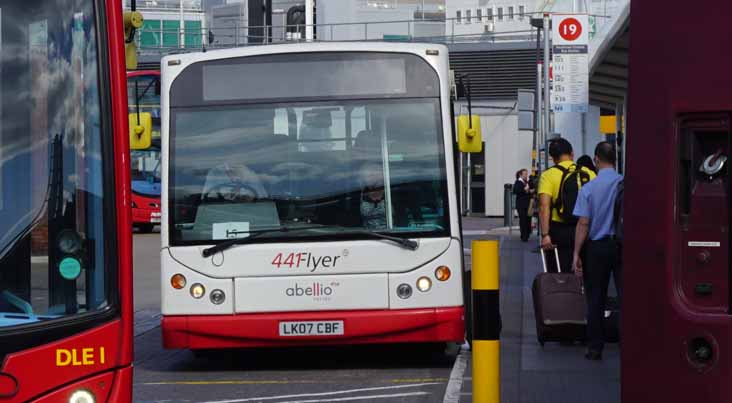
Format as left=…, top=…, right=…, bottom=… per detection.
left=169, top=52, right=449, bottom=245
left=0, top=0, right=114, bottom=343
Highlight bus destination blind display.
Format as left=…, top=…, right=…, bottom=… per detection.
left=203, top=58, right=408, bottom=101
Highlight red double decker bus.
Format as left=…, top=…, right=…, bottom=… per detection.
left=0, top=0, right=134, bottom=401
left=625, top=1, right=732, bottom=402
left=127, top=70, right=161, bottom=233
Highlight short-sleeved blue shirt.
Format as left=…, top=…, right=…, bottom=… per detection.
left=572, top=167, right=623, bottom=241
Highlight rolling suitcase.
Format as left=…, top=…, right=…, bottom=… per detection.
left=532, top=248, right=587, bottom=346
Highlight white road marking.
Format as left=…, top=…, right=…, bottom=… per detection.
left=201, top=383, right=440, bottom=403
left=278, top=392, right=429, bottom=403
left=463, top=230, right=489, bottom=235
left=442, top=346, right=469, bottom=403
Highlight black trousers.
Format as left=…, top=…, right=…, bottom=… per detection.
left=583, top=238, right=622, bottom=352
left=517, top=206, right=530, bottom=241
left=547, top=221, right=575, bottom=273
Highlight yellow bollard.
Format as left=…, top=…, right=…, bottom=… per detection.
left=472, top=240, right=500, bottom=403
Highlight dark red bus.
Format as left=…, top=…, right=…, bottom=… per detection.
left=0, top=0, right=134, bottom=401
left=625, top=1, right=732, bottom=401
left=127, top=70, right=161, bottom=232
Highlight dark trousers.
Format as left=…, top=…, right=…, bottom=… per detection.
left=547, top=221, right=575, bottom=273
left=517, top=206, right=530, bottom=241
left=583, top=238, right=622, bottom=352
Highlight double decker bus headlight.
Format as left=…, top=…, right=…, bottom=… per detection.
left=435, top=266, right=451, bottom=281
left=69, top=389, right=95, bottom=403
left=190, top=283, right=206, bottom=299
left=416, top=277, right=432, bottom=292
left=396, top=283, right=413, bottom=299
left=171, top=274, right=187, bottom=289
left=210, top=289, right=226, bottom=305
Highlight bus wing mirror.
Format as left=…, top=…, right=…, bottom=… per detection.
left=457, top=115, right=482, bottom=153
left=129, top=112, right=153, bottom=150
left=154, top=78, right=161, bottom=96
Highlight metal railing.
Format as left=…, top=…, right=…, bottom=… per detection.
left=134, top=14, right=548, bottom=55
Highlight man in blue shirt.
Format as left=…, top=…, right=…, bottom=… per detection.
left=572, top=141, right=623, bottom=360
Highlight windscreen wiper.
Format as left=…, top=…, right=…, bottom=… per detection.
left=201, top=225, right=326, bottom=257
left=305, top=224, right=419, bottom=251
left=201, top=224, right=419, bottom=257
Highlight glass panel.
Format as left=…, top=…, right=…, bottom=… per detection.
left=163, top=19, right=179, bottom=48
left=140, top=19, right=161, bottom=48
left=127, top=74, right=161, bottom=137
left=0, top=0, right=110, bottom=329
left=131, top=149, right=161, bottom=197
left=170, top=99, right=449, bottom=243
left=185, top=20, right=201, bottom=48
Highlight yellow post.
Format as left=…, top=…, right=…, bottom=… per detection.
left=472, top=239, right=500, bottom=403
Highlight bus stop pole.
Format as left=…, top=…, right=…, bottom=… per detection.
left=472, top=240, right=501, bottom=403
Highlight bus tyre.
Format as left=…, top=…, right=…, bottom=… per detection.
left=138, top=224, right=154, bottom=233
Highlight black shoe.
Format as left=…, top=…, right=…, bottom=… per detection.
left=585, top=349, right=602, bottom=360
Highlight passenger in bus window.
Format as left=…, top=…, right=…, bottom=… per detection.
left=360, top=163, right=387, bottom=229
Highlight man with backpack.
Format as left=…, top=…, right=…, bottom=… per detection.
left=571, top=141, right=623, bottom=360
left=538, top=138, right=596, bottom=273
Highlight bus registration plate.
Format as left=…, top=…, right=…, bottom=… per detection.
left=150, top=212, right=161, bottom=223
left=279, top=320, right=344, bottom=337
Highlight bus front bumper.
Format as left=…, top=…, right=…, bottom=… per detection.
left=161, top=307, right=464, bottom=349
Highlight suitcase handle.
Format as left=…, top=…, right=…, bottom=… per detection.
left=540, top=247, right=561, bottom=273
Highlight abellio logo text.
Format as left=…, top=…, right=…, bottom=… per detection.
left=285, top=282, right=337, bottom=298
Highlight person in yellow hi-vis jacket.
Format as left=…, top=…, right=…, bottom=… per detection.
left=538, top=138, right=596, bottom=273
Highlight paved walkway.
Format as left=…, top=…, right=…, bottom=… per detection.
left=457, top=218, right=620, bottom=403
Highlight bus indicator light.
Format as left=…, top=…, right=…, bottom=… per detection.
left=435, top=266, right=451, bottom=281
left=171, top=274, right=186, bottom=289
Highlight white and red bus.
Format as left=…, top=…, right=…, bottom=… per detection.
left=0, top=0, right=134, bottom=401
left=128, top=70, right=162, bottom=232
left=159, top=43, right=466, bottom=350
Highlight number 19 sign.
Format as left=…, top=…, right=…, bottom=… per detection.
left=551, top=14, right=589, bottom=113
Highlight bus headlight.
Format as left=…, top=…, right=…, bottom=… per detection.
left=171, top=274, right=187, bottom=289
left=396, top=283, right=413, bottom=299
left=69, top=389, right=95, bottom=403
left=210, top=289, right=226, bottom=305
left=416, top=277, right=432, bottom=292
left=435, top=266, right=451, bottom=281
left=190, top=283, right=206, bottom=299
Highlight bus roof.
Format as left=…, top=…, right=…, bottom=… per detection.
left=161, top=42, right=448, bottom=69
